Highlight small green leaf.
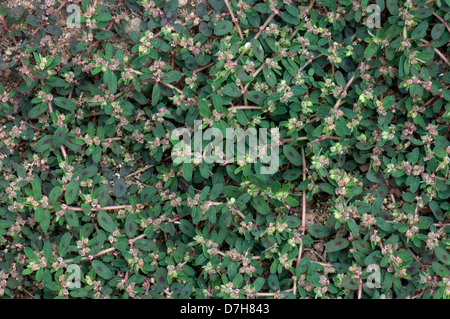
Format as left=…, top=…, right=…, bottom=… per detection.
left=179, top=219, right=196, bottom=237
left=308, top=224, right=330, bottom=238
left=97, top=210, right=117, bottom=233
left=432, top=262, right=449, bottom=277
left=66, top=210, right=79, bottom=227
left=263, top=66, right=277, bottom=87
left=92, top=260, right=113, bottom=279
left=214, top=20, right=233, bottom=36
left=35, top=135, right=53, bottom=152
left=326, top=238, right=350, bottom=253
left=49, top=186, right=62, bottom=205
left=268, top=274, right=279, bottom=290
left=341, top=277, right=359, bottom=290
left=59, top=232, right=71, bottom=257
left=250, top=196, right=269, bottom=215
left=140, top=187, right=156, bottom=203
left=163, top=70, right=182, bottom=83
left=52, top=125, right=66, bottom=148
left=31, top=175, right=42, bottom=200
left=386, top=0, right=399, bottom=14
left=251, top=39, right=264, bottom=62
left=223, top=83, right=242, bottom=98
left=352, top=240, right=371, bottom=254
left=113, top=178, right=127, bottom=198
left=283, top=169, right=301, bottom=181
left=125, top=214, right=137, bottom=238
left=283, top=144, right=302, bottom=166
left=28, top=103, right=48, bottom=118
left=210, top=183, right=224, bottom=200
left=431, top=23, right=445, bottom=40
left=246, top=90, right=267, bottom=105
left=411, top=21, right=428, bottom=40
left=435, top=247, right=450, bottom=265
left=95, top=30, right=114, bottom=40
left=65, top=180, right=80, bottom=205
left=364, top=43, right=379, bottom=59
left=135, top=238, right=156, bottom=251
left=46, top=25, right=63, bottom=36
left=366, top=170, right=384, bottom=184
left=54, top=97, right=76, bottom=111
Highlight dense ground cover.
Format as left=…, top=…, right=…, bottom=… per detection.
left=0, top=0, right=449, bottom=299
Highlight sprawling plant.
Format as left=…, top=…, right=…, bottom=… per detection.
left=0, top=0, right=449, bottom=299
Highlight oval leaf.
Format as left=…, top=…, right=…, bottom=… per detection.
left=97, top=210, right=117, bottom=233
left=326, top=238, right=350, bottom=253
left=92, top=260, right=113, bottom=280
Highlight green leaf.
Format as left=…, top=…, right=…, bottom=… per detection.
left=52, top=125, right=66, bottom=148
left=28, top=103, right=48, bottom=118
left=49, top=186, right=62, bottom=205
left=411, top=21, right=428, bottom=40
left=154, top=267, right=168, bottom=286
left=79, top=165, right=99, bottom=181
left=179, top=219, right=196, bottom=237
left=281, top=11, right=300, bottom=25
left=199, top=21, right=212, bottom=36
left=246, top=90, right=267, bottom=105
left=341, top=278, right=359, bottom=290
left=366, top=170, right=384, bottom=184
left=263, top=66, right=277, bottom=87
left=429, top=200, right=444, bottom=221
left=432, top=262, right=449, bottom=277
left=214, top=20, right=233, bottom=36
left=250, top=196, right=269, bottom=215
left=249, top=175, right=268, bottom=190
left=251, top=39, right=264, bottom=62
left=135, top=238, right=156, bottom=251
left=163, top=70, right=182, bottom=83
left=386, top=0, right=399, bottom=15
left=54, top=97, right=76, bottom=111
left=283, top=144, right=302, bottom=166
left=182, top=162, right=193, bottom=182
left=66, top=210, right=79, bottom=227
left=326, top=238, right=350, bottom=253
left=345, top=185, right=363, bottom=198
left=40, top=210, right=51, bottom=231
left=35, top=135, right=53, bottom=152
left=223, top=83, right=242, bottom=98
left=352, top=240, right=371, bottom=254
left=59, top=232, right=71, bottom=257
left=431, top=23, right=445, bottom=40
left=95, top=30, right=114, bottom=40
left=435, top=247, right=450, bottom=265
left=92, top=260, right=113, bottom=280
left=106, top=70, right=117, bottom=94
left=140, top=187, right=156, bottom=203
left=113, top=178, right=127, bottom=198
left=268, top=273, right=279, bottom=290
left=65, top=180, right=80, bottom=205
left=210, top=183, right=223, bottom=200
left=283, top=169, right=301, bottom=181
left=318, top=183, right=335, bottom=195
left=364, top=43, right=379, bottom=59
left=308, top=224, right=330, bottom=238
left=31, top=175, right=41, bottom=200
left=46, top=25, right=63, bottom=36
left=97, top=210, right=117, bottom=233
left=152, top=84, right=160, bottom=106
left=125, top=214, right=137, bottom=238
